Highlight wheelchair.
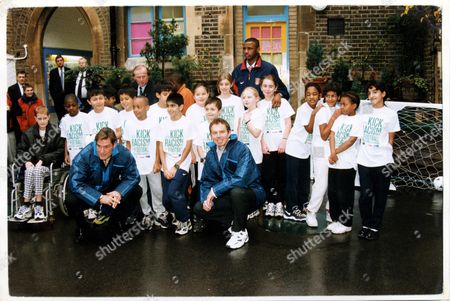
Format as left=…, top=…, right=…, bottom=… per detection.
left=8, top=162, right=70, bottom=224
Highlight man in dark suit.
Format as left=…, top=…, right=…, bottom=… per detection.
left=7, top=70, right=26, bottom=145
left=8, top=70, right=26, bottom=105
left=131, top=65, right=157, bottom=105
left=49, top=55, right=70, bottom=120
left=74, top=57, right=91, bottom=112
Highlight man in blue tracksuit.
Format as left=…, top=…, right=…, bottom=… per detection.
left=231, top=37, right=289, bottom=102
left=193, top=118, right=265, bottom=249
left=66, top=127, right=142, bottom=242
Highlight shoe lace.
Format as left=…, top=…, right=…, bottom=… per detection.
left=17, top=205, right=28, bottom=215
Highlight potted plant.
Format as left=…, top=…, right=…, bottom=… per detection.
left=393, top=74, right=430, bottom=102
left=303, top=41, right=328, bottom=88
left=331, top=58, right=350, bottom=91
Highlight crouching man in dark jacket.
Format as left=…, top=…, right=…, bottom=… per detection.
left=193, top=118, right=265, bottom=249
left=66, top=127, right=142, bottom=243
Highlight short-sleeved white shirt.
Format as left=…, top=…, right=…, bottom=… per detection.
left=218, top=94, right=245, bottom=134
left=258, top=98, right=295, bottom=151
left=193, top=120, right=212, bottom=180
left=59, top=112, right=93, bottom=162
left=148, top=103, right=169, bottom=125
left=327, top=115, right=361, bottom=170
left=312, top=103, right=339, bottom=158
left=157, top=116, right=195, bottom=172
left=88, top=106, right=120, bottom=134
left=357, top=106, right=400, bottom=167
left=123, top=117, right=158, bottom=175
left=186, top=103, right=207, bottom=125
left=119, top=110, right=136, bottom=137
left=285, top=102, right=314, bottom=159
left=238, top=107, right=265, bottom=164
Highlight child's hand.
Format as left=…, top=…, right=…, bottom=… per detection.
left=64, top=155, right=71, bottom=166
left=329, top=153, right=338, bottom=164
left=332, top=108, right=342, bottom=119
left=35, top=160, right=43, bottom=167
left=191, top=153, right=197, bottom=164
left=25, top=162, right=34, bottom=169
left=313, top=103, right=323, bottom=114
left=277, top=139, right=287, bottom=154
left=261, top=141, right=270, bottom=154
left=243, top=112, right=251, bottom=124
left=152, top=161, right=161, bottom=173
left=163, top=169, right=173, bottom=180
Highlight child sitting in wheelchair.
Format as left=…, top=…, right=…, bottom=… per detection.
left=13, top=105, right=64, bottom=222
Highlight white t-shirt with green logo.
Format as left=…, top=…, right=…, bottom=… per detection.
left=123, top=117, right=158, bottom=175
left=286, top=102, right=314, bottom=159
left=119, top=110, right=136, bottom=144
left=258, top=98, right=294, bottom=152
left=312, top=102, right=339, bottom=159
left=88, top=106, right=120, bottom=135
left=327, top=114, right=361, bottom=170
left=59, top=112, right=93, bottom=162
left=157, top=116, right=195, bottom=172
left=148, top=103, right=169, bottom=125
left=357, top=106, right=400, bottom=167
left=218, top=94, right=245, bottom=134
left=238, top=107, right=265, bottom=164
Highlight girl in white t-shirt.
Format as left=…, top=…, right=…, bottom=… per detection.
left=258, top=75, right=294, bottom=218
left=238, top=87, right=265, bottom=168
left=357, top=81, right=400, bottom=240
left=306, top=83, right=342, bottom=228
left=284, top=82, right=322, bottom=222
left=327, top=92, right=361, bottom=235
left=217, top=72, right=245, bottom=134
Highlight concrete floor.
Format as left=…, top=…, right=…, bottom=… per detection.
left=7, top=189, right=443, bottom=298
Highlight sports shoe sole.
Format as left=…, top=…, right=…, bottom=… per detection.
left=226, top=236, right=249, bottom=249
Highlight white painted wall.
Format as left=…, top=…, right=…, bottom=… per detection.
left=43, top=8, right=91, bottom=51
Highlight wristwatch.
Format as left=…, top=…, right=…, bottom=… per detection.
left=174, top=163, right=180, bottom=170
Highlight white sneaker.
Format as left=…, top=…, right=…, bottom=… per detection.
left=247, top=209, right=260, bottom=220
left=171, top=212, right=180, bottom=226
left=265, top=203, right=275, bottom=217
left=175, top=220, right=192, bottom=235
left=326, top=221, right=339, bottom=232
left=34, top=204, right=46, bottom=220
left=141, top=214, right=154, bottom=230
left=226, top=229, right=249, bottom=249
left=306, top=211, right=318, bottom=227
left=83, top=208, right=98, bottom=220
left=326, top=210, right=332, bottom=223
left=331, top=222, right=352, bottom=234
left=274, top=202, right=284, bottom=217
left=14, top=204, right=33, bottom=221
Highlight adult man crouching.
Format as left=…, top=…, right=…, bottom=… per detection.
left=193, top=118, right=265, bottom=249
left=66, top=127, right=142, bottom=242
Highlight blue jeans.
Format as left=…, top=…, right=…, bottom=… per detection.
left=161, top=169, right=190, bottom=222
left=285, top=154, right=310, bottom=212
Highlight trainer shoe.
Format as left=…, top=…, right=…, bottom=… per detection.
left=141, top=214, right=153, bottom=230
left=358, top=227, right=370, bottom=239
left=14, top=204, right=33, bottom=221
left=363, top=228, right=380, bottom=240
left=326, top=221, right=339, bottom=232
left=283, top=207, right=306, bottom=222
left=331, top=222, right=352, bottom=234
left=247, top=209, right=260, bottom=220
left=175, top=220, right=192, bottom=236
left=274, top=202, right=284, bottom=217
left=154, top=211, right=169, bottom=229
left=34, top=204, right=46, bottom=220
left=226, top=229, right=249, bottom=249
left=170, top=212, right=180, bottom=227
left=306, top=211, right=318, bottom=227
left=265, top=203, right=275, bottom=217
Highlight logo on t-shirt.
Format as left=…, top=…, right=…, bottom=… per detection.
left=363, top=117, right=383, bottom=146
left=165, top=129, right=184, bottom=154
left=335, top=124, right=352, bottom=147
left=265, top=108, right=282, bottom=133
left=220, top=106, right=235, bottom=131
left=132, top=129, right=151, bottom=157
left=96, top=121, right=109, bottom=131
left=203, top=133, right=212, bottom=153
left=239, top=120, right=250, bottom=145
left=67, top=123, right=83, bottom=148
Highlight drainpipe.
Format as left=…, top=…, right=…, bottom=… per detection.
left=110, top=7, right=118, bottom=67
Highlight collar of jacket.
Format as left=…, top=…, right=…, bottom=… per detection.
left=206, top=133, right=238, bottom=149
left=240, top=55, right=262, bottom=71
left=92, top=141, right=119, bottom=159
left=31, top=123, right=53, bottom=138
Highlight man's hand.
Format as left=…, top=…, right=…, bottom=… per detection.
left=99, top=194, right=117, bottom=208
left=25, top=162, right=34, bottom=170
left=64, top=155, right=71, bottom=166
left=271, top=93, right=282, bottom=108
left=202, top=191, right=215, bottom=212
left=261, top=141, right=270, bottom=155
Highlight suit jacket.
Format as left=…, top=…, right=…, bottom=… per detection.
left=7, top=83, right=24, bottom=138
left=49, top=66, right=71, bottom=119
left=8, top=83, right=23, bottom=105
left=132, top=81, right=157, bottom=105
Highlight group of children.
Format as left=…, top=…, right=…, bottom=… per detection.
left=13, top=69, right=399, bottom=240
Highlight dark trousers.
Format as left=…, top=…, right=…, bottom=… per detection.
left=358, top=164, right=391, bottom=230
left=193, top=187, right=257, bottom=232
left=285, top=154, right=310, bottom=212
left=161, top=169, right=190, bottom=222
left=65, top=185, right=142, bottom=229
left=262, top=151, right=286, bottom=204
left=328, top=168, right=356, bottom=227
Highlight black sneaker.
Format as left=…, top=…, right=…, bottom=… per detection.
left=364, top=229, right=380, bottom=240
left=283, top=207, right=306, bottom=222
left=357, top=227, right=369, bottom=239
left=193, top=218, right=206, bottom=233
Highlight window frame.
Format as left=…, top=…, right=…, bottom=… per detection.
left=127, top=6, right=155, bottom=58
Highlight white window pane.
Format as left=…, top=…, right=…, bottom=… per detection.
left=130, top=7, right=152, bottom=23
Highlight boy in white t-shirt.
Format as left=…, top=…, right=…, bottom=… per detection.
left=327, top=92, right=361, bottom=235
left=118, top=88, right=136, bottom=144
left=356, top=81, right=400, bottom=240
left=157, top=93, right=195, bottom=236
left=284, top=82, right=322, bottom=222
left=124, top=96, right=168, bottom=230
left=258, top=75, right=295, bottom=218
left=87, top=89, right=121, bottom=139
left=59, top=94, right=94, bottom=165
left=148, top=80, right=173, bottom=126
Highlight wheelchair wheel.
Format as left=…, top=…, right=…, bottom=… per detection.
left=58, top=171, right=70, bottom=217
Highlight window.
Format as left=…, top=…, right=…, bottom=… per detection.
left=247, top=6, right=285, bottom=16
left=247, top=23, right=285, bottom=67
left=160, top=6, right=184, bottom=35
left=327, top=18, right=345, bottom=36
left=128, top=7, right=154, bottom=56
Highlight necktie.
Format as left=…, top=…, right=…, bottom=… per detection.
left=60, top=68, right=64, bottom=92
left=139, top=86, right=143, bottom=96
left=77, top=72, right=83, bottom=99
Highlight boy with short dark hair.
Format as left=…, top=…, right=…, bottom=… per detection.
left=148, top=80, right=173, bottom=125
left=157, top=92, right=195, bottom=235
left=103, top=86, right=118, bottom=111
left=87, top=89, right=121, bottom=139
